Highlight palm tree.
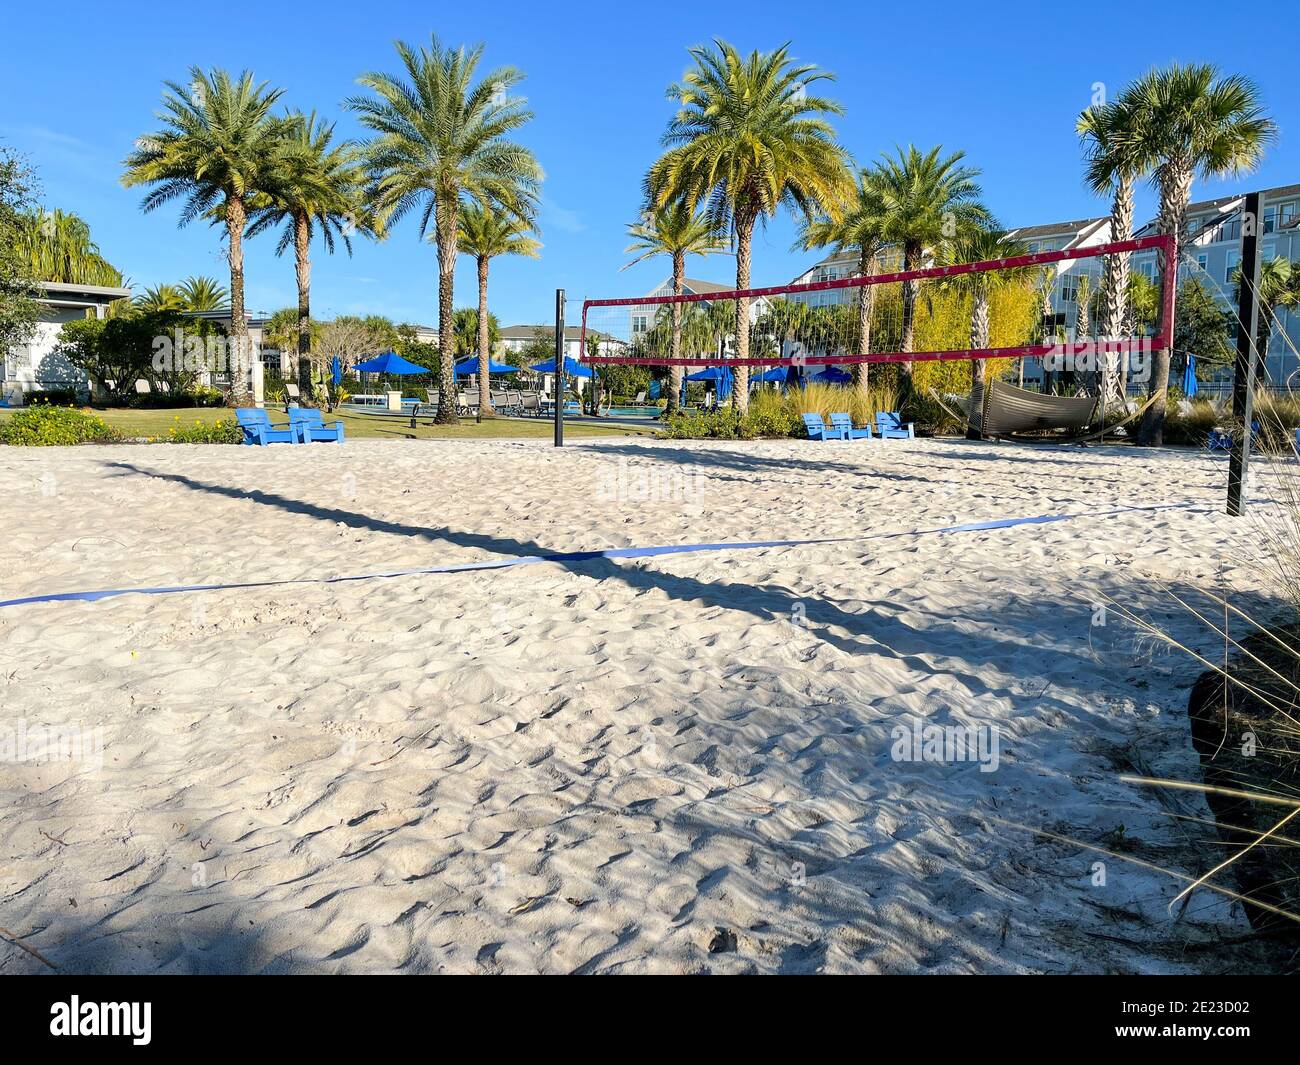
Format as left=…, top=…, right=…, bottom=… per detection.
left=755, top=297, right=810, bottom=364
left=177, top=275, right=229, bottom=311
left=797, top=166, right=889, bottom=394
left=451, top=306, right=500, bottom=358
left=944, top=227, right=1033, bottom=434
left=247, top=112, right=368, bottom=403
left=1119, top=64, right=1276, bottom=445
left=348, top=36, right=542, bottom=424
left=134, top=283, right=188, bottom=313
left=1234, top=256, right=1300, bottom=362
left=873, top=145, right=991, bottom=376
left=123, top=68, right=285, bottom=404
left=623, top=202, right=727, bottom=414
left=16, top=209, right=123, bottom=286
left=1078, top=97, right=1147, bottom=404
left=458, top=201, right=541, bottom=413
left=645, top=40, right=853, bottom=414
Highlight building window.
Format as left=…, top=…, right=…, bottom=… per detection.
left=1195, top=252, right=1209, bottom=275
left=1225, top=251, right=1241, bottom=283
left=1280, top=201, right=1297, bottom=228
left=631, top=315, right=648, bottom=334
left=1264, top=205, right=1277, bottom=234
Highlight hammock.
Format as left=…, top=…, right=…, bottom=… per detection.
left=978, top=379, right=1097, bottom=437
left=963, top=380, right=1159, bottom=444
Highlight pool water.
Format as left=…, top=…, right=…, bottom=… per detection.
left=606, top=406, right=662, bottom=418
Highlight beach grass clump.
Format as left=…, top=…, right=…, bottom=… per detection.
left=0, top=405, right=120, bottom=446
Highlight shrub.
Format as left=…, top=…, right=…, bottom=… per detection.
left=27, top=388, right=80, bottom=407
left=159, top=417, right=241, bottom=444
left=0, top=405, right=119, bottom=446
left=743, top=389, right=802, bottom=437
left=660, top=408, right=754, bottom=440
left=1164, top=398, right=1225, bottom=447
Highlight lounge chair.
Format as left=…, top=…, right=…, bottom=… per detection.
left=1208, top=427, right=1232, bottom=451
left=289, top=408, right=345, bottom=443
left=875, top=411, right=915, bottom=439
left=284, top=382, right=301, bottom=409
left=519, top=390, right=542, bottom=417
left=830, top=412, right=872, bottom=440
left=802, top=413, right=849, bottom=441
left=461, top=392, right=480, bottom=416
left=235, top=408, right=299, bottom=446
left=634, top=390, right=646, bottom=404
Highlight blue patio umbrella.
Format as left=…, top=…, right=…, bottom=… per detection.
left=353, top=351, right=431, bottom=375
left=753, top=366, right=790, bottom=383
left=685, top=365, right=734, bottom=402
left=1182, top=353, right=1198, bottom=398
left=330, top=355, right=342, bottom=386
left=455, top=356, right=518, bottom=376
left=528, top=355, right=592, bottom=378
left=809, top=366, right=851, bottom=383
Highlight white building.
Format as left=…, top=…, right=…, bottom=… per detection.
left=1132, top=183, right=1300, bottom=387
left=2, top=281, right=131, bottom=401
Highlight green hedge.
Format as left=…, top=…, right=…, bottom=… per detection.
left=0, top=406, right=120, bottom=446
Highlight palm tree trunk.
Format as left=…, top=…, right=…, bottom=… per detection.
left=225, top=193, right=252, bottom=406
left=852, top=248, right=874, bottom=397
left=293, top=210, right=313, bottom=406
left=477, top=254, right=492, bottom=414
left=733, top=215, right=754, bottom=415
left=1138, top=161, right=1191, bottom=447
left=434, top=197, right=459, bottom=425
left=1100, top=173, right=1134, bottom=408
left=967, top=287, right=989, bottom=439
left=668, top=250, right=685, bottom=415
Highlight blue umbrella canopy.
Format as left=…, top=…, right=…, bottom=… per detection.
left=528, top=355, right=592, bottom=378
left=455, top=356, right=518, bottom=376
left=809, top=366, right=851, bottom=383
left=1182, top=354, right=1198, bottom=398
left=753, top=366, right=791, bottom=383
left=685, top=365, right=733, bottom=401
left=330, top=355, right=343, bottom=385
left=353, top=351, right=431, bottom=375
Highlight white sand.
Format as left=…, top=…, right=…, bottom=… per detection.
left=0, top=435, right=1278, bottom=973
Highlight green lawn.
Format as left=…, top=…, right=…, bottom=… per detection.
left=3, top=406, right=654, bottom=441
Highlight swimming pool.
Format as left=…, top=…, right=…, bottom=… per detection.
left=605, top=406, right=662, bottom=418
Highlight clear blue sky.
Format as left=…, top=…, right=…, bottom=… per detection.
left=2, top=0, right=1295, bottom=328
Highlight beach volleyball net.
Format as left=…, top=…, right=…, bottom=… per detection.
left=578, top=234, right=1176, bottom=393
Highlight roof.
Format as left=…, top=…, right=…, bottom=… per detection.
left=500, top=325, right=620, bottom=343
left=1003, top=217, right=1107, bottom=241
left=638, top=277, right=737, bottom=299
left=38, top=281, right=132, bottom=302
left=1183, top=183, right=1300, bottom=215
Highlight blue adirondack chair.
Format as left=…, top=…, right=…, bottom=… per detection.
left=875, top=411, right=915, bottom=439
left=802, top=412, right=849, bottom=441
left=1207, top=427, right=1232, bottom=451
left=289, top=408, right=345, bottom=443
left=829, top=412, right=872, bottom=439
left=236, top=408, right=299, bottom=446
